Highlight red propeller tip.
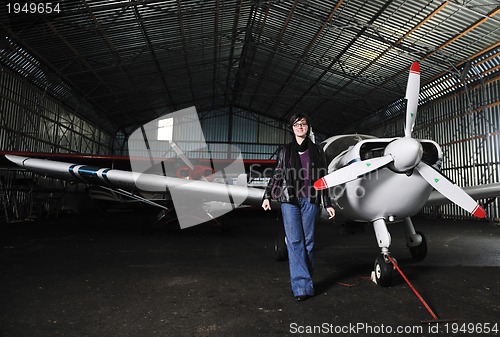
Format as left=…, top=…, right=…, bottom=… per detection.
left=410, top=61, right=420, bottom=74
left=472, top=204, right=486, bottom=218
left=313, top=177, right=327, bottom=190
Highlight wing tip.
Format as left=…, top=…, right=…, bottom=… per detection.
left=5, top=154, right=27, bottom=167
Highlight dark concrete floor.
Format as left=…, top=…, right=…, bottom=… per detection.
left=1, top=208, right=499, bottom=337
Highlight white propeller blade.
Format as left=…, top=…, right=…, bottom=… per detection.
left=404, top=62, right=420, bottom=138
left=314, top=155, right=393, bottom=190
left=416, top=162, right=486, bottom=218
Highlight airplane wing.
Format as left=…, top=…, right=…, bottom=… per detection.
left=4, top=155, right=266, bottom=220
left=4, top=155, right=265, bottom=204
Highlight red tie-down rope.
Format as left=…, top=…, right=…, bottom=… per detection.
left=386, top=255, right=455, bottom=324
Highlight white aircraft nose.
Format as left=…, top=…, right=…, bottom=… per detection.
left=384, top=137, right=423, bottom=172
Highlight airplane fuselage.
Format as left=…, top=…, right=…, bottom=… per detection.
left=320, top=134, right=442, bottom=223
left=330, top=167, right=434, bottom=222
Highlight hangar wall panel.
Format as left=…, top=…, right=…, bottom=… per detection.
left=0, top=66, right=113, bottom=222
left=200, top=107, right=293, bottom=160
left=125, top=107, right=294, bottom=161
left=0, top=67, right=112, bottom=154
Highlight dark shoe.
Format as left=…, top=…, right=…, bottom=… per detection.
left=294, top=295, right=310, bottom=301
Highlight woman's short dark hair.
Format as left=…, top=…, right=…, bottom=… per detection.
left=289, top=112, right=311, bottom=135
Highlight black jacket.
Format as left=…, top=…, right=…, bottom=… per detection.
left=263, top=142, right=332, bottom=208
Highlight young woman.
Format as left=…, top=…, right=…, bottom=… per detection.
left=262, top=113, right=335, bottom=301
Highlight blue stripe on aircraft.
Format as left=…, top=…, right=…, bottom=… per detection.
left=68, top=165, right=108, bottom=185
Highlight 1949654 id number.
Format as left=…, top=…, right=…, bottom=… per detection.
left=6, top=2, right=61, bottom=14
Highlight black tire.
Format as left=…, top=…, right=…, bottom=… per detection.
left=374, top=255, right=393, bottom=287
left=409, top=231, right=428, bottom=261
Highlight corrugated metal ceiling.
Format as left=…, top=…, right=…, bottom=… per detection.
left=1, top=0, right=499, bottom=136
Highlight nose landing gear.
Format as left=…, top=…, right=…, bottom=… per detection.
left=372, top=217, right=427, bottom=287
left=372, top=218, right=395, bottom=287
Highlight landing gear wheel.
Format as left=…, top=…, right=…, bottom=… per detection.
left=274, top=231, right=288, bottom=261
left=409, top=231, right=427, bottom=261
left=374, top=255, right=393, bottom=287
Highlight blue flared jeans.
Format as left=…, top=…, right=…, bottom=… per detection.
left=281, top=198, right=319, bottom=297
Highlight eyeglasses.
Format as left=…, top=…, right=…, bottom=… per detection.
left=293, top=122, right=308, bottom=128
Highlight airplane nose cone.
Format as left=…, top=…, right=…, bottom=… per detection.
left=384, top=137, right=423, bottom=172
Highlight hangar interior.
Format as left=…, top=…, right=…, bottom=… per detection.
left=1, top=2, right=500, bottom=336
left=1, top=0, right=499, bottom=222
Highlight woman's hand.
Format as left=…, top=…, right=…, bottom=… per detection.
left=326, top=207, right=335, bottom=219
left=262, top=199, right=271, bottom=211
